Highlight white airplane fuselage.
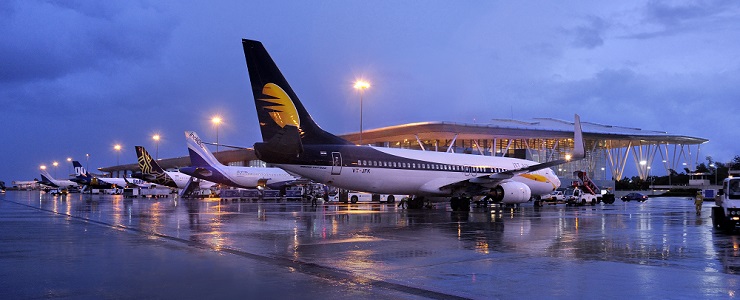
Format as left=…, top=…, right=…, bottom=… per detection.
left=276, top=146, right=560, bottom=197
left=166, top=171, right=216, bottom=189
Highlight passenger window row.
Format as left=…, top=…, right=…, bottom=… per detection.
left=356, top=160, right=506, bottom=173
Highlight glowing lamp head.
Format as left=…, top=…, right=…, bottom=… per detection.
left=212, top=116, right=222, bottom=125
left=152, top=134, right=160, bottom=141
left=114, top=144, right=121, bottom=151
left=353, top=80, right=370, bottom=90
left=565, top=154, right=572, bottom=161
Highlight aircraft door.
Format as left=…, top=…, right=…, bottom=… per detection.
left=331, top=152, right=342, bottom=175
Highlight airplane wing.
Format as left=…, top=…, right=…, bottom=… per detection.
left=441, top=114, right=585, bottom=190
left=502, top=114, right=584, bottom=175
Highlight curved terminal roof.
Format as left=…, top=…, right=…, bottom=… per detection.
left=341, top=118, right=708, bottom=147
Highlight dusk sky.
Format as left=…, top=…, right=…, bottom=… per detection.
left=3, top=1, right=740, bottom=183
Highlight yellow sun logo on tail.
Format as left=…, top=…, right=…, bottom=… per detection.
left=260, top=83, right=300, bottom=128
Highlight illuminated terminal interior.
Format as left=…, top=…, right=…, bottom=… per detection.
left=100, top=117, right=708, bottom=188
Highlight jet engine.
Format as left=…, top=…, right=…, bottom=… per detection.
left=490, top=181, right=532, bottom=204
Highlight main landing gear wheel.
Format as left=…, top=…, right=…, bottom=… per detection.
left=450, top=197, right=471, bottom=212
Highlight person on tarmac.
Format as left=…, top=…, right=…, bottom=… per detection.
left=311, top=192, right=318, bottom=206
left=397, top=197, right=408, bottom=209
left=695, top=190, right=704, bottom=215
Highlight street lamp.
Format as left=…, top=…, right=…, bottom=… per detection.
left=67, top=157, right=72, bottom=178
left=212, top=116, right=222, bottom=152
left=601, top=167, right=606, bottom=180
left=152, top=134, right=160, bottom=160
left=114, top=144, right=121, bottom=166
left=353, top=79, right=370, bottom=145
left=52, top=161, right=58, bottom=178
left=710, top=163, right=717, bottom=185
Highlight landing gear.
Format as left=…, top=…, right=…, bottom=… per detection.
left=449, top=197, right=471, bottom=212
left=407, top=196, right=425, bottom=209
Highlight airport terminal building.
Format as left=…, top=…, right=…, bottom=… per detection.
left=101, top=117, right=707, bottom=189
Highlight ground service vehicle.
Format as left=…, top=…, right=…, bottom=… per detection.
left=712, top=177, right=740, bottom=232
left=542, top=189, right=566, bottom=204
left=566, top=171, right=614, bottom=205
left=329, top=190, right=406, bottom=204
left=220, top=188, right=282, bottom=200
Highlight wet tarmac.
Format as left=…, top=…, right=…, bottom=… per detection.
left=2, top=191, right=739, bottom=299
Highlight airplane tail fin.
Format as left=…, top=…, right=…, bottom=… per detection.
left=135, top=146, right=177, bottom=187
left=135, top=146, right=167, bottom=175
left=242, top=39, right=351, bottom=161
left=40, top=169, right=54, bottom=182
left=185, top=131, right=222, bottom=168
left=39, top=169, right=55, bottom=186
left=71, top=161, right=92, bottom=185
left=72, top=161, right=88, bottom=178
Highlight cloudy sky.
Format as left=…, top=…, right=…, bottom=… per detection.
left=2, top=1, right=739, bottom=183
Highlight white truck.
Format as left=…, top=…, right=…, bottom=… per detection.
left=565, top=171, right=615, bottom=206
left=711, top=177, right=740, bottom=232
left=541, top=189, right=566, bottom=204
left=565, top=186, right=600, bottom=206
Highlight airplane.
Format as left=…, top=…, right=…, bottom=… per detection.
left=71, top=161, right=150, bottom=189
left=132, top=146, right=216, bottom=190
left=179, top=131, right=299, bottom=189
left=241, top=39, right=585, bottom=211
left=10, top=180, right=38, bottom=190
left=38, top=167, right=78, bottom=189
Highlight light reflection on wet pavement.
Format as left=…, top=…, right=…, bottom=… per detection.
left=2, top=191, right=740, bottom=299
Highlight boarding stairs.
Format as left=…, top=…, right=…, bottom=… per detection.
left=574, top=171, right=600, bottom=195
left=178, top=177, right=199, bottom=198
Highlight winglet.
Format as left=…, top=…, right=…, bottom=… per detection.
left=487, top=114, right=586, bottom=176
left=572, top=114, right=585, bottom=160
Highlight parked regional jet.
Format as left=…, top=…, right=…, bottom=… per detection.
left=133, top=146, right=215, bottom=189
left=38, top=167, right=78, bottom=189
left=242, top=39, right=585, bottom=210
left=179, top=131, right=298, bottom=189
left=72, top=161, right=149, bottom=189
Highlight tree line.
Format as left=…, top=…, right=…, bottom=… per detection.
left=615, top=155, right=740, bottom=190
